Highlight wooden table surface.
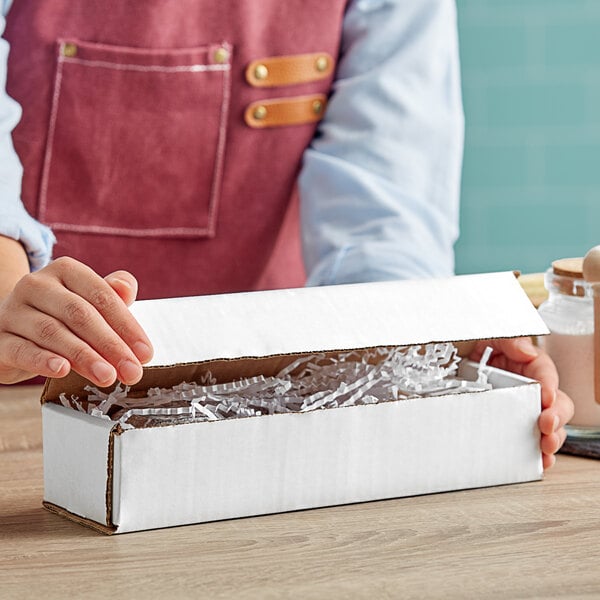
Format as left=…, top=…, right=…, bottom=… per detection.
left=2, top=386, right=600, bottom=599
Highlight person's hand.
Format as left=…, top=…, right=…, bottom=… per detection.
left=0, top=257, right=153, bottom=386
left=469, top=337, right=574, bottom=470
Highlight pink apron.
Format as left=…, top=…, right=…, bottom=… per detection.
left=4, top=1, right=347, bottom=298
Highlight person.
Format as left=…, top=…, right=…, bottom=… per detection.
left=0, top=0, right=572, bottom=468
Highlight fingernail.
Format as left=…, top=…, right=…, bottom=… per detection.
left=110, top=277, right=132, bottom=290
left=118, top=359, right=143, bottom=384
left=553, top=415, right=560, bottom=432
left=92, top=361, right=116, bottom=385
left=132, top=341, right=153, bottom=363
left=48, top=357, right=67, bottom=374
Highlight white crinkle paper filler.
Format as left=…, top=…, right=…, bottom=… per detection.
left=58, top=343, right=494, bottom=430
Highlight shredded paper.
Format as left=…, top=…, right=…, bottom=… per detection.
left=59, top=343, right=494, bottom=431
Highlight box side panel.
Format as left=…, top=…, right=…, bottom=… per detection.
left=42, top=404, right=114, bottom=525
left=115, top=385, right=542, bottom=533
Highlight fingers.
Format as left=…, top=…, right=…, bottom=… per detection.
left=471, top=338, right=559, bottom=410
left=2, top=257, right=153, bottom=386
left=45, top=259, right=153, bottom=362
left=542, top=453, right=556, bottom=470
left=9, top=303, right=130, bottom=386
left=470, top=337, right=538, bottom=364
left=105, top=270, right=138, bottom=307
left=471, top=339, right=573, bottom=471
left=538, top=390, right=574, bottom=435
left=520, top=350, right=559, bottom=410
left=539, top=390, right=573, bottom=469
left=541, top=427, right=567, bottom=455
left=0, top=332, right=70, bottom=383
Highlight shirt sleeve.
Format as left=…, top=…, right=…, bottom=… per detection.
left=0, top=9, right=55, bottom=271
left=299, top=0, right=464, bottom=285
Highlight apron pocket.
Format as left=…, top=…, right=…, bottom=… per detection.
left=39, top=39, right=232, bottom=239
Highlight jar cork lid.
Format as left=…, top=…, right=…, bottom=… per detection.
left=548, top=257, right=588, bottom=298
left=552, top=258, right=583, bottom=278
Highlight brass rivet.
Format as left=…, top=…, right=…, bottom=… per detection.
left=213, top=47, right=230, bottom=64
left=253, top=105, right=268, bottom=120
left=315, top=55, right=329, bottom=72
left=62, top=42, right=78, bottom=58
left=254, top=64, right=269, bottom=81
left=312, top=100, right=324, bottom=115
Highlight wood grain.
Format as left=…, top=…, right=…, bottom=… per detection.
left=2, top=386, right=600, bottom=599
left=0, top=385, right=42, bottom=452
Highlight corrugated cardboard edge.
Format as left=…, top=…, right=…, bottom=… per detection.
left=40, top=376, right=52, bottom=404
left=105, top=426, right=119, bottom=529
left=42, top=501, right=117, bottom=535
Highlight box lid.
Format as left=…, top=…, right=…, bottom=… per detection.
left=133, top=271, right=547, bottom=366
left=42, top=272, right=548, bottom=401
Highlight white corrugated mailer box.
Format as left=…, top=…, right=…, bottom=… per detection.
left=41, top=272, right=549, bottom=534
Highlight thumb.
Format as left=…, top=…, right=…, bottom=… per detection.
left=104, top=270, right=138, bottom=306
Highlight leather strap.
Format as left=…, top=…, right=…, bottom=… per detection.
left=244, top=94, right=327, bottom=128
left=246, top=52, right=334, bottom=88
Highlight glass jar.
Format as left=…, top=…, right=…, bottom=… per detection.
left=537, top=258, right=598, bottom=438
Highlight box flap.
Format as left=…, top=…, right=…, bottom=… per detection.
left=131, top=272, right=548, bottom=367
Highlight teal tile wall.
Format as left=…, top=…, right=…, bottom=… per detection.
left=454, top=0, right=600, bottom=275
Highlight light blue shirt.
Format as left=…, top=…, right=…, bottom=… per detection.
left=0, top=0, right=464, bottom=283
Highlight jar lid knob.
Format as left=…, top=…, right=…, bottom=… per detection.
left=583, top=246, right=600, bottom=283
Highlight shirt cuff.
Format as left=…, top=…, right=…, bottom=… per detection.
left=0, top=207, right=55, bottom=271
